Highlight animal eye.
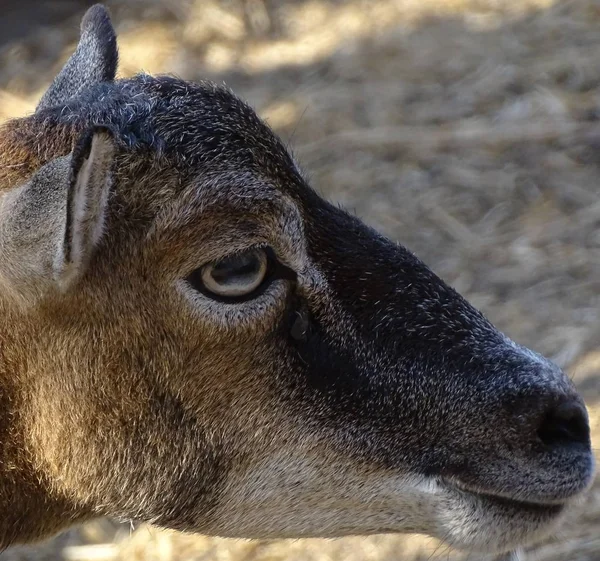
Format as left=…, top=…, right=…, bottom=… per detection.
left=192, top=249, right=269, bottom=299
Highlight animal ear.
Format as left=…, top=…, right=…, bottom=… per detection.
left=37, top=4, right=118, bottom=111
left=0, top=128, right=115, bottom=302
left=55, top=128, right=115, bottom=289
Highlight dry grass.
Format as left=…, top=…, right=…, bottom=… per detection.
left=1, top=0, right=599, bottom=559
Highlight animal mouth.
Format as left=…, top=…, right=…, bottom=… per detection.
left=442, top=479, right=568, bottom=517
left=461, top=487, right=565, bottom=515
left=410, top=478, right=574, bottom=553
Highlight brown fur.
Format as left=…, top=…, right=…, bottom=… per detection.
left=0, top=119, right=77, bottom=188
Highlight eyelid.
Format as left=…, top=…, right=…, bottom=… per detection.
left=185, top=246, right=297, bottom=304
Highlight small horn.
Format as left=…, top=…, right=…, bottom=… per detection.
left=37, top=4, right=118, bottom=111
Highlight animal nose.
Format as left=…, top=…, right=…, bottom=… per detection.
left=536, top=399, right=590, bottom=450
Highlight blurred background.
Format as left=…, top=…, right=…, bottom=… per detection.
left=1, top=0, right=599, bottom=559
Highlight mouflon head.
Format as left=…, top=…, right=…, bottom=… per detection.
left=0, top=4, right=593, bottom=554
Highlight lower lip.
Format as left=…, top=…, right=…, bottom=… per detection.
left=461, top=488, right=566, bottom=517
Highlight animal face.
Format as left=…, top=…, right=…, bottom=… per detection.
left=0, top=4, right=593, bottom=554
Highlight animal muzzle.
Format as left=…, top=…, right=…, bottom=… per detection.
left=444, top=357, right=594, bottom=506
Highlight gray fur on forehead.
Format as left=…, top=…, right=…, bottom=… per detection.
left=34, top=74, right=297, bottom=177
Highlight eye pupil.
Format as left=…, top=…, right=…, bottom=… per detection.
left=211, top=253, right=263, bottom=286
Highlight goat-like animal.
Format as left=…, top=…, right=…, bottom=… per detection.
left=0, top=4, right=594, bottom=555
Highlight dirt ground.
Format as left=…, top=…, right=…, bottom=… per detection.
left=1, top=0, right=599, bottom=559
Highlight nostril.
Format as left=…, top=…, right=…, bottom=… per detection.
left=537, top=401, right=590, bottom=448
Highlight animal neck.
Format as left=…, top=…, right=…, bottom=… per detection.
left=0, top=307, right=89, bottom=547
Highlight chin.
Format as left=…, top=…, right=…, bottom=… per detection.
left=432, top=481, right=573, bottom=553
